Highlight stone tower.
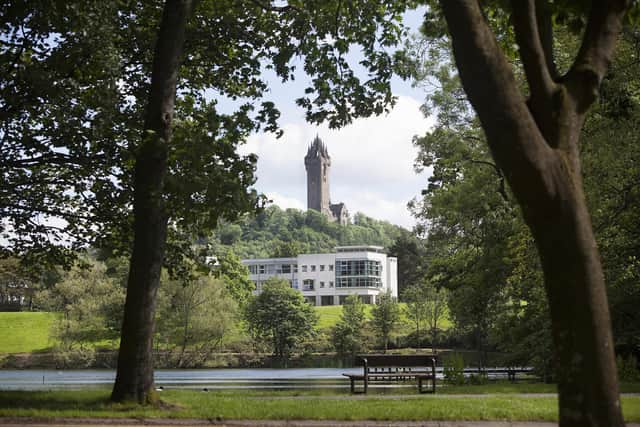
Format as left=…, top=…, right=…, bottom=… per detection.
left=304, top=135, right=349, bottom=225
left=305, top=135, right=332, bottom=217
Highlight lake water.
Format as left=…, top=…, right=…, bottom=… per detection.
left=0, top=368, right=367, bottom=390
left=0, top=367, right=526, bottom=391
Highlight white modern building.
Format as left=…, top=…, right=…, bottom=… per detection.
left=242, top=246, right=398, bottom=305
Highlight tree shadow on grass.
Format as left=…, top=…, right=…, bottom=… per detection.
left=0, top=390, right=179, bottom=414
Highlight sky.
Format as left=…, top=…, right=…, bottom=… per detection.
left=238, top=7, right=433, bottom=230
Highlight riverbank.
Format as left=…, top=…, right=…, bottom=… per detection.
left=0, top=352, right=356, bottom=370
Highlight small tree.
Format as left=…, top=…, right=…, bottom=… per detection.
left=214, top=249, right=254, bottom=306
left=244, top=277, right=317, bottom=360
left=403, top=285, right=428, bottom=345
left=371, top=291, right=400, bottom=352
left=424, top=282, right=448, bottom=354
left=35, top=259, right=125, bottom=367
left=156, top=273, right=237, bottom=368
left=332, top=294, right=368, bottom=358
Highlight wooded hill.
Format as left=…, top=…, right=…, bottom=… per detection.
left=208, top=205, right=411, bottom=260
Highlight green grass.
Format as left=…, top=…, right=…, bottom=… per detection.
left=0, top=389, right=639, bottom=422
left=314, top=303, right=453, bottom=333
left=314, top=305, right=373, bottom=330
left=0, top=304, right=452, bottom=356
left=0, top=312, right=56, bottom=353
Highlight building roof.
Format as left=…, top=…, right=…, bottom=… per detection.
left=241, top=257, right=298, bottom=264
left=335, top=245, right=385, bottom=253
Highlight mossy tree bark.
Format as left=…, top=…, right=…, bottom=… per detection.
left=438, top=1, right=629, bottom=426
left=111, top=0, right=195, bottom=404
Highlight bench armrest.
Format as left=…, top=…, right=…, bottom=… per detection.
left=362, top=357, right=368, bottom=379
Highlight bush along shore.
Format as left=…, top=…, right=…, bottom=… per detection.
left=0, top=351, right=368, bottom=370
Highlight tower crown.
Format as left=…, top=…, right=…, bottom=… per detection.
left=304, top=135, right=330, bottom=165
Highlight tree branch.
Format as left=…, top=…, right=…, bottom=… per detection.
left=465, top=158, right=509, bottom=202
left=511, top=0, right=555, bottom=101
left=566, top=0, right=630, bottom=113
left=437, top=0, right=553, bottom=208
left=535, top=0, right=558, bottom=80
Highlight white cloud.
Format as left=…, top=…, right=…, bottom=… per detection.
left=265, top=191, right=306, bottom=211
left=241, top=95, right=434, bottom=229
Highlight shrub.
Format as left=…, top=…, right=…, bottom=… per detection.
left=443, top=352, right=465, bottom=385
left=617, top=354, right=640, bottom=382
left=52, top=346, right=96, bottom=369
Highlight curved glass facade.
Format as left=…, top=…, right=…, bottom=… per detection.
left=335, top=259, right=382, bottom=288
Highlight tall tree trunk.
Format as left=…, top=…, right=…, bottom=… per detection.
left=111, top=0, right=194, bottom=404
left=438, top=1, right=628, bottom=425
left=528, top=147, right=622, bottom=426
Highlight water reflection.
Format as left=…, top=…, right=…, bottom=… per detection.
left=0, top=368, right=368, bottom=390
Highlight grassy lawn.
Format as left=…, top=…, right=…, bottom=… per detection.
left=0, top=312, right=56, bottom=353
left=0, top=388, right=639, bottom=422
left=0, top=304, right=451, bottom=355
left=315, top=305, right=372, bottom=330
left=314, top=303, right=453, bottom=332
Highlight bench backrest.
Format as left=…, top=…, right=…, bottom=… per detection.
left=355, top=354, right=436, bottom=368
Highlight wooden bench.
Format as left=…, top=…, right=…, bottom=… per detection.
left=343, top=354, right=437, bottom=394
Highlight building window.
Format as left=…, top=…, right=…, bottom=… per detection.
left=248, top=265, right=258, bottom=274
left=329, top=281, right=334, bottom=287
left=311, top=265, right=316, bottom=272
left=282, top=264, right=291, bottom=274
left=302, top=265, right=307, bottom=272
left=335, top=277, right=382, bottom=288
left=320, top=265, right=325, bottom=271
left=320, top=281, right=325, bottom=288
left=329, top=264, right=334, bottom=271
left=259, top=265, right=265, bottom=274
left=303, top=279, right=314, bottom=291
left=335, top=260, right=381, bottom=277
left=293, top=265, right=298, bottom=273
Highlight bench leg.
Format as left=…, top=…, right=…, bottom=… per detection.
left=350, top=378, right=355, bottom=393
left=364, top=377, right=368, bottom=394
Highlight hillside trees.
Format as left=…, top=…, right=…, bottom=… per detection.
left=210, top=206, right=409, bottom=259
left=421, top=1, right=634, bottom=425
left=2, top=0, right=416, bottom=403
